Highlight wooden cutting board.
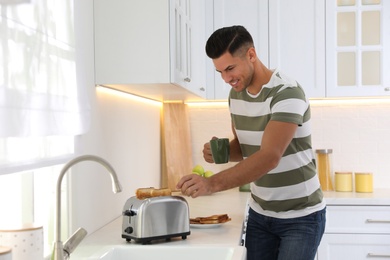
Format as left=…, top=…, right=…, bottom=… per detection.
left=161, top=102, right=193, bottom=189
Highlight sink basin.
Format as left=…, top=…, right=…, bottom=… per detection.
left=85, top=245, right=246, bottom=260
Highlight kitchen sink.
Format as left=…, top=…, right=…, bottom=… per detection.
left=84, top=244, right=246, bottom=260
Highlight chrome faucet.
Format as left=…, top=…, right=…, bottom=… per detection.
left=51, top=155, right=123, bottom=260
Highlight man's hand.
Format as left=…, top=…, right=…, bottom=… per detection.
left=203, top=136, right=218, bottom=163
left=176, top=174, right=213, bottom=198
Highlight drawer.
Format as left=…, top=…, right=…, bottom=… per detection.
left=318, top=234, right=390, bottom=260
left=326, top=206, right=390, bottom=234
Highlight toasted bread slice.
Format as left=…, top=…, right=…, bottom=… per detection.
left=190, top=214, right=231, bottom=224
left=136, top=187, right=172, bottom=199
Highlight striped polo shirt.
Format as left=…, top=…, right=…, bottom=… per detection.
left=229, top=69, right=325, bottom=219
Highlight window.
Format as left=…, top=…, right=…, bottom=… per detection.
left=0, top=0, right=88, bottom=257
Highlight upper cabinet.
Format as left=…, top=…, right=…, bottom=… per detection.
left=209, top=0, right=327, bottom=99
left=94, top=0, right=207, bottom=101
left=206, top=0, right=268, bottom=100
left=268, top=0, right=326, bottom=98
left=268, top=0, right=390, bottom=99
left=94, top=0, right=389, bottom=101
left=326, top=0, right=390, bottom=97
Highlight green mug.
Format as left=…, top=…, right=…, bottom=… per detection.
left=210, top=138, right=230, bottom=164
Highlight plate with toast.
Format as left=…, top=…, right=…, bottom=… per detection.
left=190, top=214, right=231, bottom=229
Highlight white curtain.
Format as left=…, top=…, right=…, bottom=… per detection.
left=0, top=86, right=90, bottom=137
left=0, top=0, right=90, bottom=137
left=0, top=0, right=90, bottom=173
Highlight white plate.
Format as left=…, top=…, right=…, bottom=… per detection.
left=190, top=223, right=223, bottom=229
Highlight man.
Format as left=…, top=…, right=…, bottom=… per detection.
left=176, top=25, right=326, bottom=260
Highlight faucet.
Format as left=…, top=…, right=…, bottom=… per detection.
left=51, top=155, right=123, bottom=260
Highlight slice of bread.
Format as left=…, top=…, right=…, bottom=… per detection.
left=190, top=214, right=231, bottom=224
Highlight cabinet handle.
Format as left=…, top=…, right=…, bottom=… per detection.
left=366, top=219, right=390, bottom=224
left=385, top=87, right=390, bottom=91
left=367, top=253, right=390, bottom=258
left=184, top=77, right=191, bottom=82
left=199, top=87, right=205, bottom=91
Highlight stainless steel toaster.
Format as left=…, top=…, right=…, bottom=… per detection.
left=121, top=195, right=191, bottom=244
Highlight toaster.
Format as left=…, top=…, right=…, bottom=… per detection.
left=121, top=195, right=191, bottom=244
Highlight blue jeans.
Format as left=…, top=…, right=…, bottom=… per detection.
left=245, top=207, right=326, bottom=260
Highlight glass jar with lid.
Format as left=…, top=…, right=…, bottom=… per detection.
left=315, top=149, right=334, bottom=191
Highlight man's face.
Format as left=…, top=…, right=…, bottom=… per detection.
left=213, top=49, right=254, bottom=92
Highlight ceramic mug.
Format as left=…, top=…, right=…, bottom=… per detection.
left=210, top=138, right=230, bottom=164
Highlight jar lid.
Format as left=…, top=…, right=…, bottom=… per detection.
left=315, top=149, right=333, bottom=154
left=0, top=223, right=43, bottom=232
left=0, top=246, right=12, bottom=255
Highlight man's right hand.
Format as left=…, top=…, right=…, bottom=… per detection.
left=203, top=137, right=217, bottom=163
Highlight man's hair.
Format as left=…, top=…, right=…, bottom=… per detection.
left=205, top=25, right=254, bottom=59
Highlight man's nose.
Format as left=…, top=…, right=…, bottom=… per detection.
left=221, top=71, right=230, bottom=83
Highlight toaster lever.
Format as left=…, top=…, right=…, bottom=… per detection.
left=123, top=209, right=136, bottom=217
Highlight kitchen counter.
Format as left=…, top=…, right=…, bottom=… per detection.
left=323, top=188, right=390, bottom=206
left=71, top=188, right=390, bottom=259
left=72, top=189, right=250, bottom=259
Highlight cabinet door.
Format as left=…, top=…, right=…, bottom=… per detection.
left=170, top=0, right=191, bottom=87
left=94, top=0, right=171, bottom=85
left=326, top=0, right=390, bottom=97
left=188, top=0, right=207, bottom=98
left=208, top=0, right=268, bottom=100
left=94, top=0, right=207, bottom=100
left=170, top=0, right=207, bottom=98
left=318, top=234, right=390, bottom=260
left=269, top=0, right=326, bottom=98
left=326, top=205, right=390, bottom=234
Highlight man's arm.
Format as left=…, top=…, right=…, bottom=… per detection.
left=209, top=120, right=298, bottom=192
left=177, top=120, right=298, bottom=197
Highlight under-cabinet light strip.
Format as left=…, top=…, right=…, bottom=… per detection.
left=96, top=85, right=162, bottom=107
left=97, top=85, right=390, bottom=107
left=309, top=98, right=390, bottom=106
left=184, top=101, right=229, bottom=107
left=185, top=98, right=390, bottom=107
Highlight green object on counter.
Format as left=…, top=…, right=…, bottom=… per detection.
left=239, top=183, right=251, bottom=192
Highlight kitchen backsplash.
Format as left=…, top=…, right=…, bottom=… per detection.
left=187, top=100, right=390, bottom=190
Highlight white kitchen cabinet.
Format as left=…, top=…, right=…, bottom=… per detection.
left=93, top=0, right=207, bottom=101
left=94, top=0, right=390, bottom=101
left=206, top=0, right=269, bottom=100
left=208, top=0, right=326, bottom=99
left=268, top=0, right=390, bottom=99
left=317, top=205, right=390, bottom=260
left=318, top=234, right=390, bottom=259
left=326, top=0, right=390, bottom=97
left=268, top=0, right=326, bottom=98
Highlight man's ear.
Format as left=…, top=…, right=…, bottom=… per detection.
left=247, top=47, right=257, bottom=62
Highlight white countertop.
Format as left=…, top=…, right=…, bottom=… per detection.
left=323, top=188, right=390, bottom=206
left=72, top=189, right=250, bottom=259
left=71, top=188, right=390, bottom=259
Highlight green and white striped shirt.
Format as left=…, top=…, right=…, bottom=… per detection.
left=229, top=69, right=325, bottom=218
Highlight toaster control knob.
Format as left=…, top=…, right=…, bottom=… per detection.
left=123, top=209, right=136, bottom=217
left=124, top=227, right=133, bottom=234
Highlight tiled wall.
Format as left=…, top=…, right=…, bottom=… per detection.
left=187, top=100, right=390, bottom=190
